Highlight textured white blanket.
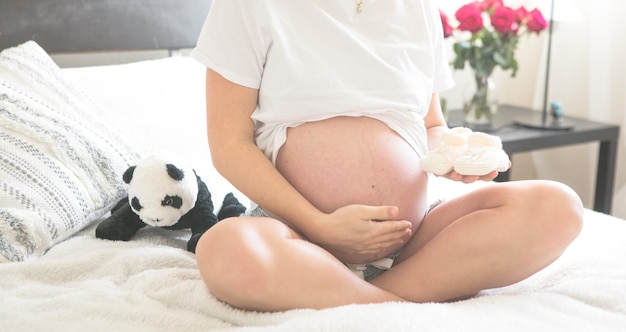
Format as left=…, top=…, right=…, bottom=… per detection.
left=3, top=54, right=623, bottom=332
left=1, top=209, right=625, bottom=332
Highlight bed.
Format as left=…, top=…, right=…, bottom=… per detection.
left=1, top=1, right=626, bottom=331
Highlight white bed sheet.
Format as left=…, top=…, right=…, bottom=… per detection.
left=1, top=57, right=626, bottom=331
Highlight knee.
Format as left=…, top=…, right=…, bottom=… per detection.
left=195, top=218, right=281, bottom=306
left=520, top=181, right=583, bottom=250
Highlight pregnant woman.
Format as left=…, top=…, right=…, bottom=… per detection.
left=191, top=0, right=583, bottom=312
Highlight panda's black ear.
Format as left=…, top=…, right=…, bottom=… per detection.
left=166, top=164, right=185, bottom=181
left=123, top=166, right=136, bottom=184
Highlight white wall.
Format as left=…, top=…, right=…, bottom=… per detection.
left=55, top=1, right=625, bottom=217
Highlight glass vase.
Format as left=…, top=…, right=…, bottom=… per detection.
left=463, top=74, right=498, bottom=130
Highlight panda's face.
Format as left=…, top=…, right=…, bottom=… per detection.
left=125, top=156, right=198, bottom=227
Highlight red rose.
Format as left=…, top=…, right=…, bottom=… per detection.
left=479, top=0, right=503, bottom=11
left=514, top=7, right=528, bottom=23
left=526, top=8, right=548, bottom=33
left=440, top=10, right=454, bottom=38
left=490, top=6, right=516, bottom=33
left=455, top=3, right=484, bottom=33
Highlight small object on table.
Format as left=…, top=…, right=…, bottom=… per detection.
left=550, top=101, right=564, bottom=124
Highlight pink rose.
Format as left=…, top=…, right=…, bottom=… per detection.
left=526, top=8, right=548, bottom=33
left=440, top=10, right=454, bottom=38
left=455, top=3, right=484, bottom=33
left=490, top=6, right=516, bottom=33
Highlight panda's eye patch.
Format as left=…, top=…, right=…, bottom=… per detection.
left=162, top=195, right=183, bottom=209
left=131, top=197, right=143, bottom=211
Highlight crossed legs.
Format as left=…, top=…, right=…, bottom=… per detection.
left=196, top=215, right=404, bottom=311
left=195, top=180, right=583, bottom=311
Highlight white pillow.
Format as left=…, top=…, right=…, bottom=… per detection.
left=61, top=55, right=251, bottom=215
left=0, top=41, right=142, bottom=262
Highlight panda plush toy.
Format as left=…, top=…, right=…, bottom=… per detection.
left=95, top=155, right=246, bottom=252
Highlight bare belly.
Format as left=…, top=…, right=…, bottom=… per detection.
left=275, top=116, right=428, bottom=263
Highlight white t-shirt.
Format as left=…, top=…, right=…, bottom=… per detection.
left=192, top=0, right=454, bottom=163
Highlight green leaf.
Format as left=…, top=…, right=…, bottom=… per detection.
left=493, top=52, right=509, bottom=68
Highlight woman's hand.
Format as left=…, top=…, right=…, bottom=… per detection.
left=307, top=204, right=413, bottom=256
left=438, top=160, right=511, bottom=183
left=440, top=169, right=499, bottom=183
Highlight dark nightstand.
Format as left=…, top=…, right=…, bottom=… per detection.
left=447, top=104, right=620, bottom=214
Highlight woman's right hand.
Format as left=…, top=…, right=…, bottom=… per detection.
left=307, top=204, right=413, bottom=256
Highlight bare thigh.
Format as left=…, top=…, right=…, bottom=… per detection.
left=394, top=181, right=521, bottom=264
left=195, top=216, right=405, bottom=311
left=393, top=192, right=483, bottom=264
left=370, top=180, right=583, bottom=302
left=388, top=183, right=492, bottom=267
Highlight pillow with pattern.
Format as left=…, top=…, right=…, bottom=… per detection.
left=0, top=41, right=142, bottom=262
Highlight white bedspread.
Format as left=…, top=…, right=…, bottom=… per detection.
left=1, top=208, right=625, bottom=332
left=2, top=56, right=624, bottom=331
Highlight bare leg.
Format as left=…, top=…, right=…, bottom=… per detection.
left=197, top=180, right=582, bottom=310
left=371, top=180, right=583, bottom=302
left=195, top=217, right=405, bottom=312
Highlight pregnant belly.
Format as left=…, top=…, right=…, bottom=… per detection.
left=275, top=116, right=429, bottom=263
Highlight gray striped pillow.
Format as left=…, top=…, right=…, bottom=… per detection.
left=0, top=41, right=142, bottom=262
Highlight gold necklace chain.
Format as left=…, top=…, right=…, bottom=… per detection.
left=355, top=0, right=363, bottom=13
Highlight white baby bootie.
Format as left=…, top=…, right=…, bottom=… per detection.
left=453, top=132, right=510, bottom=176
left=420, top=127, right=472, bottom=175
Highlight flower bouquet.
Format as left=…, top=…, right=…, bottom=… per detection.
left=440, top=0, right=548, bottom=125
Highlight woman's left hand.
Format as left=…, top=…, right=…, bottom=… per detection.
left=440, top=159, right=511, bottom=183
left=440, top=170, right=499, bottom=183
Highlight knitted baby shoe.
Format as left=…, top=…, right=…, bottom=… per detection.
left=453, top=132, right=510, bottom=176
left=421, top=127, right=472, bottom=175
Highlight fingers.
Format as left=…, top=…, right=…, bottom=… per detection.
left=368, top=218, right=412, bottom=245
left=440, top=170, right=500, bottom=183
left=374, top=223, right=412, bottom=243
left=359, top=205, right=412, bottom=234
left=354, top=205, right=412, bottom=250
left=440, top=171, right=477, bottom=183
left=346, top=225, right=410, bottom=254
left=364, top=205, right=399, bottom=222
left=479, top=170, right=499, bottom=181
left=362, top=223, right=412, bottom=252
left=324, top=204, right=413, bottom=255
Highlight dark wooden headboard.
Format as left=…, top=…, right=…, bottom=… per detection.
left=0, top=0, right=212, bottom=53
